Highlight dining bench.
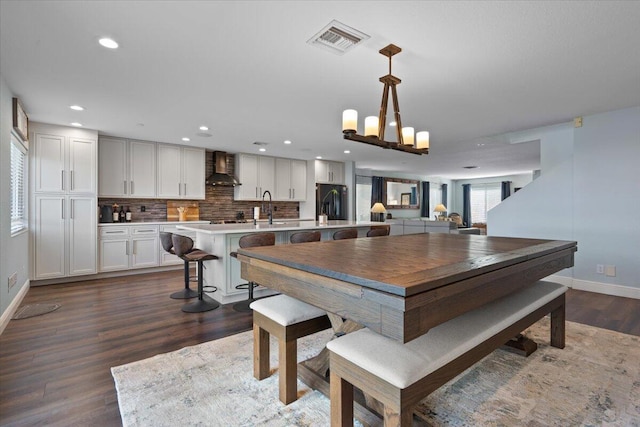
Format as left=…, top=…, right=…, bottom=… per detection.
left=326, top=280, right=567, bottom=426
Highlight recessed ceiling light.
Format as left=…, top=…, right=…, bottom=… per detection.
left=98, top=38, right=119, bottom=49
left=344, top=150, right=350, bottom=154
left=182, top=137, right=190, bottom=142
left=389, top=121, right=397, bottom=127
left=71, top=122, right=83, bottom=127
left=316, top=156, right=322, bottom=159
left=199, top=126, right=209, bottom=131
left=70, top=105, right=84, bottom=111
left=259, top=148, right=266, bottom=152
left=477, top=143, right=485, bottom=147
left=284, top=140, right=292, bottom=145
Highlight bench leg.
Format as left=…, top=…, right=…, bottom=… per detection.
left=550, top=295, right=566, bottom=349
left=383, top=406, right=412, bottom=427
left=279, top=338, right=297, bottom=404
left=253, top=324, right=270, bottom=380
left=330, top=371, right=354, bottom=427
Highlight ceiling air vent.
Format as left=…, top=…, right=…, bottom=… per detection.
left=307, top=20, right=370, bottom=55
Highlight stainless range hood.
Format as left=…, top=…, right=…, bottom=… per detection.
left=206, top=151, right=241, bottom=187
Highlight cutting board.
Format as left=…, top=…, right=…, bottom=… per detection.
left=166, top=201, right=200, bottom=221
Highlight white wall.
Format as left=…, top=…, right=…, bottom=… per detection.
left=490, top=106, right=640, bottom=298
left=0, top=74, right=30, bottom=325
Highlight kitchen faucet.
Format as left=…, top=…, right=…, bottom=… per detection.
left=262, top=190, right=273, bottom=225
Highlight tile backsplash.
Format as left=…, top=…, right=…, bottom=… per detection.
left=98, top=152, right=300, bottom=222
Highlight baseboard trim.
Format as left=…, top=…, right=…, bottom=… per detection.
left=0, top=279, right=30, bottom=336
left=547, top=274, right=640, bottom=300
left=30, top=265, right=183, bottom=287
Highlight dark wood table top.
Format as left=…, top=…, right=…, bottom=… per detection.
left=238, top=233, right=577, bottom=342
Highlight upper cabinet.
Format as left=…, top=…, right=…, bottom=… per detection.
left=99, top=137, right=156, bottom=198
left=157, top=145, right=205, bottom=199
left=234, top=154, right=275, bottom=200
left=34, top=132, right=97, bottom=194
left=98, top=138, right=205, bottom=199
left=275, top=158, right=307, bottom=201
left=315, top=160, right=344, bottom=184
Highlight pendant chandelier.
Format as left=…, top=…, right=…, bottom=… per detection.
left=342, top=44, right=429, bottom=155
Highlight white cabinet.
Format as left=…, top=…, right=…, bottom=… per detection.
left=34, top=133, right=97, bottom=194
left=315, top=160, right=344, bottom=184
left=234, top=154, right=275, bottom=200
left=31, top=124, right=98, bottom=281
left=33, top=195, right=97, bottom=279
left=274, top=158, right=307, bottom=201
left=157, top=145, right=205, bottom=199
left=98, top=137, right=156, bottom=198
left=99, top=225, right=159, bottom=272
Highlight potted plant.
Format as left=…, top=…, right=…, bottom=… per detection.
left=319, top=188, right=338, bottom=224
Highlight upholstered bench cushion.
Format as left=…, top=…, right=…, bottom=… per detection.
left=250, top=295, right=326, bottom=326
left=327, top=280, right=567, bottom=389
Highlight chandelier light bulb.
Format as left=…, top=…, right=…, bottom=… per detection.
left=416, top=131, right=430, bottom=149
left=402, top=127, right=415, bottom=146
left=342, top=109, right=358, bottom=133
left=365, top=116, right=379, bottom=137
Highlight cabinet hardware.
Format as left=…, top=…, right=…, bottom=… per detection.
left=70, top=170, right=74, bottom=190
left=292, top=188, right=295, bottom=199
left=61, top=199, right=64, bottom=219
left=178, top=183, right=181, bottom=196
left=61, top=170, right=64, bottom=191
left=126, top=241, right=129, bottom=255
left=70, top=199, right=74, bottom=219
left=183, top=183, right=187, bottom=195
left=131, top=181, right=134, bottom=195
left=124, top=180, right=127, bottom=194
left=105, top=231, right=122, bottom=234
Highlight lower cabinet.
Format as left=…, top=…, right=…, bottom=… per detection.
left=99, top=225, right=159, bottom=272
left=33, top=195, right=97, bottom=279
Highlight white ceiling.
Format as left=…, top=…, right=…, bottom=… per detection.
left=2, top=1, right=639, bottom=179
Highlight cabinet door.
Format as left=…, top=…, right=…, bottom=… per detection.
left=258, top=156, right=275, bottom=196
left=235, top=154, right=259, bottom=200
left=34, top=134, right=65, bottom=193
left=99, top=239, right=129, bottom=272
left=33, top=195, right=66, bottom=279
left=68, top=197, right=97, bottom=275
left=274, top=158, right=292, bottom=200
left=68, top=137, right=96, bottom=194
left=129, top=140, right=156, bottom=197
left=290, top=159, right=307, bottom=200
left=131, top=237, right=159, bottom=268
left=157, top=145, right=182, bottom=198
left=98, top=137, right=128, bottom=197
left=182, top=147, right=205, bottom=199
left=328, top=161, right=344, bottom=184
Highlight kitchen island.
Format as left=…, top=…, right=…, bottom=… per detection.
left=177, top=220, right=380, bottom=304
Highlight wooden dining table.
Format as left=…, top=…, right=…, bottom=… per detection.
left=237, top=233, right=577, bottom=420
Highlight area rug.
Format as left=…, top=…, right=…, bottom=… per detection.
left=112, top=318, right=640, bottom=426
left=11, top=303, right=61, bottom=319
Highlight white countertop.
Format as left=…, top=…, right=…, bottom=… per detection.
left=176, top=220, right=380, bottom=235
left=98, top=220, right=209, bottom=227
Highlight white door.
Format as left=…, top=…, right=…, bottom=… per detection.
left=68, top=197, right=97, bottom=275
left=235, top=154, right=259, bottom=200
left=68, top=137, right=96, bottom=194
left=99, top=239, right=129, bottom=272
left=34, top=195, right=66, bottom=279
left=157, top=145, right=182, bottom=198
left=182, top=147, right=205, bottom=199
left=290, top=159, right=307, bottom=201
left=131, top=237, right=159, bottom=268
left=129, top=140, right=156, bottom=197
left=274, top=158, right=292, bottom=200
left=98, top=137, right=128, bottom=197
left=34, top=133, right=65, bottom=193
left=258, top=156, right=275, bottom=196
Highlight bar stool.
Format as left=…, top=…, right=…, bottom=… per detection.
left=250, top=230, right=330, bottom=404
left=159, top=232, right=199, bottom=299
left=172, top=234, right=220, bottom=313
left=332, top=228, right=358, bottom=240
left=230, top=232, right=276, bottom=312
left=366, top=225, right=390, bottom=237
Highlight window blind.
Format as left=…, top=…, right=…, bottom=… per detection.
left=470, top=183, right=501, bottom=224
left=10, top=135, right=27, bottom=234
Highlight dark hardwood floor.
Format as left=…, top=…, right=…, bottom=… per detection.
left=0, top=271, right=638, bottom=426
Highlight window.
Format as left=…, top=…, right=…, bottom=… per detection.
left=10, top=133, right=27, bottom=235
left=429, top=184, right=442, bottom=220
left=470, top=183, right=501, bottom=224
left=355, top=175, right=372, bottom=221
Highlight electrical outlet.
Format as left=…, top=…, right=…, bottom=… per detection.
left=605, top=265, right=616, bottom=277
left=8, top=272, right=17, bottom=290
left=574, top=116, right=583, bottom=128
left=596, top=264, right=604, bottom=274
left=141, top=206, right=146, bottom=212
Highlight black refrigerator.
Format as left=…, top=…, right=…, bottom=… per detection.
left=316, top=184, right=348, bottom=220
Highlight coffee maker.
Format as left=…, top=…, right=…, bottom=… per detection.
left=100, top=205, right=113, bottom=223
